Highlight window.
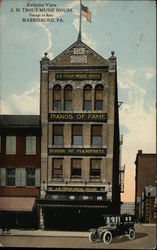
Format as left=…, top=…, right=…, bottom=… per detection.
left=64, top=85, right=72, bottom=111
left=53, top=125, right=63, bottom=145
left=91, top=125, right=102, bottom=146
left=0, top=136, right=1, bottom=153
left=53, top=85, right=61, bottom=111
left=6, top=168, right=15, bottom=186
left=95, top=84, right=103, bottom=110
left=90, top=159, right=101, bottom=178
left=71, top=159, right=82, bottom=178
left=27, top=168, right=35, bottom=186
left=26, top=136, right=36, bottom=155
left=83, top=85, right=92, bottom=111
left=52, top=159, right=63, bottom=178
left=72, top=125, right=83, bottom=145
left=6, top=136, right=16, bottom=154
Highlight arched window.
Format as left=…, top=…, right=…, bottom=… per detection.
left=64, top=85, right=72, bottom=111
left=95, top=84, right=104, bottom=110
left=53, top=85, right=61, bottom=111
left=83, top=85, right=92, bottom=111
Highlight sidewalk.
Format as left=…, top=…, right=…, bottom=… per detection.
left=0, top=229, right=89, bottom=237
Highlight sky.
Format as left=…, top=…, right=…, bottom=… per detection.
left=0, top=0, right=156, bottom=202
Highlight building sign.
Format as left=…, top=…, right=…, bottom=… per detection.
left=74, top=48, right=85, bottom=54
left=48, top=186, right=106, bottom=192
left=55, top=72, right=102, bottom=81
left=48, top=148, right=107, bottom=156
left=70, top=55, right=87, bottom=64
left=48, top=113, right=107, bottom=123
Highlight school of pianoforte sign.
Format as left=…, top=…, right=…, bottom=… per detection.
left=48, top=147, right=107, bottom=156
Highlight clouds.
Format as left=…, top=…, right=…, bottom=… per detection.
left=0, top=100, right=12, bottom=114
left=118, top=66, right=156, bottom=201
left=11, top=83, right=40, bottom=114
left=0, top=83, right=40, bottom=115
left=37, top=22, right=53, bottom=59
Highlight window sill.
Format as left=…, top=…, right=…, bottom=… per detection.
left=89, top=178, right=101, bottom=183
left=52, top=178, right=63, bottom=182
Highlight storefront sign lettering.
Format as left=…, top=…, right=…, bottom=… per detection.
left=48, top=147, right=107, bottom=156
left=48, top=113, right=107, bottom=123
left=55, top=73, right=102, bottom=80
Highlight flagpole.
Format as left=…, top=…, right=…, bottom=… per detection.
left=78, top=0, right=82, bottom=41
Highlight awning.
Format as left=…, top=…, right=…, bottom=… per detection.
left=0, top=197, right=36, bottom=212
left=38, top=204, right=108, bottom=209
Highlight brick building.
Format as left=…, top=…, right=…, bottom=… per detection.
left=37, top=38, right=121, bottom=230
left=0, top=115, right=41, bottom=229
left=134, top=150, right=156, bottom=222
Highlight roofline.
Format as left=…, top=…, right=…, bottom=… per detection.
left=49, top=39, right=109, bottom=66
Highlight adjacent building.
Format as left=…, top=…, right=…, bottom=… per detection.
left=37, top=38, right=121, bottom=230
left=121, top=202, right=135, bottom=215
left=134, top=150, right=157, bottom=223
left=0, top=115, right=41, bottom=229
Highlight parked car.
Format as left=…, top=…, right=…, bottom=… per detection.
left=89, top=214, right=135, bottom=244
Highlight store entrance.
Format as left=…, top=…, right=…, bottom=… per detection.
left=43, top=207, right=105, bottom=231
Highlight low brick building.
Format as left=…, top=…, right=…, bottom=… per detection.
left=0, top=115, right=41, bottom=229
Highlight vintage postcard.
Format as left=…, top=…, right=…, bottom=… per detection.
left=0, top=0, right=156, bottom=248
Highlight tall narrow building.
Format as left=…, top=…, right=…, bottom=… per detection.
left=37, top=39, right=120, bottom=230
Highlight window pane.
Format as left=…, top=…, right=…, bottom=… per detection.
left=54, top=125, right=63, bottom=135
left=90, top=159, right=101, bottom=178
left=53, top=101, right=61, bottom=111
left=26, top=136, right=36, bottom=155
left=0, top=136, right=1, bottom=153
left=53, top=89, right=61, bottom=100
left=73, top=125, right=82, bottom=135
left=7, top=169, right=15, bottom=186
left=84, top=90, right=92, bottom=100
left=92, top=126, right=102, bottom=136
left=6, top=136, right=16, bottom=154
left=27, top=169, right=35, bottom=186
left=71, top=159, right=82, bottom=177
left=73, top=136, right=82, bottom=145
left=95, top=100, right=103, bottom=110
left=64, top=101, right=72, bottom=110
left=92, top=136, right=102, bottom=146
left=84, top=101, right=92, bottom=111
left=96, top=90, right=103, bottom=100
left=54, top=136, right=63, bottom=145
left=52, top=159, right=63, bottom=178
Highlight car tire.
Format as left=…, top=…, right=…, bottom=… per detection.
left=128, top=228, right=135, bottom=240
left=89, top=231, right=97, bottom=243
left=103, top=231, right=112, bottom=244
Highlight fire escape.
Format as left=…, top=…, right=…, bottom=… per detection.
left=119, top=135, right=125, bottom=193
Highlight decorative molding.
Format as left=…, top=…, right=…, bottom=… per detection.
left=49, top=80, right=108, bottom=89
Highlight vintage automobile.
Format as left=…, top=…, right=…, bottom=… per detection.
left=89, top=214, right=135, bottom=244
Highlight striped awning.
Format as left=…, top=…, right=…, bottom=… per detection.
left=0, top=197, right=36, bottom=212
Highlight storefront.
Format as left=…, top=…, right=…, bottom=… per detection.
left=0, top=197, right=38, bottom=229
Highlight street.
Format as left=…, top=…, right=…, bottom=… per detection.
left=0, top=224, right=156, bottom=249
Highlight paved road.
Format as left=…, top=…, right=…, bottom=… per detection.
left=0, top=224, right=156, bottom=249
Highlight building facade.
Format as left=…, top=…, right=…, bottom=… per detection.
left=38, top=39, right=121, bottom=230
left=120, top=202, right=135, bottom=215
left=134, top=150, right=156, bottom=222
left=0, top=115, right=41, bottom=229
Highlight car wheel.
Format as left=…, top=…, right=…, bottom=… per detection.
left=89, top=231, right=97, bottom=243
left=103, top=231, right=112, bottom=244
left=128, top=228, right=135, bottom=240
